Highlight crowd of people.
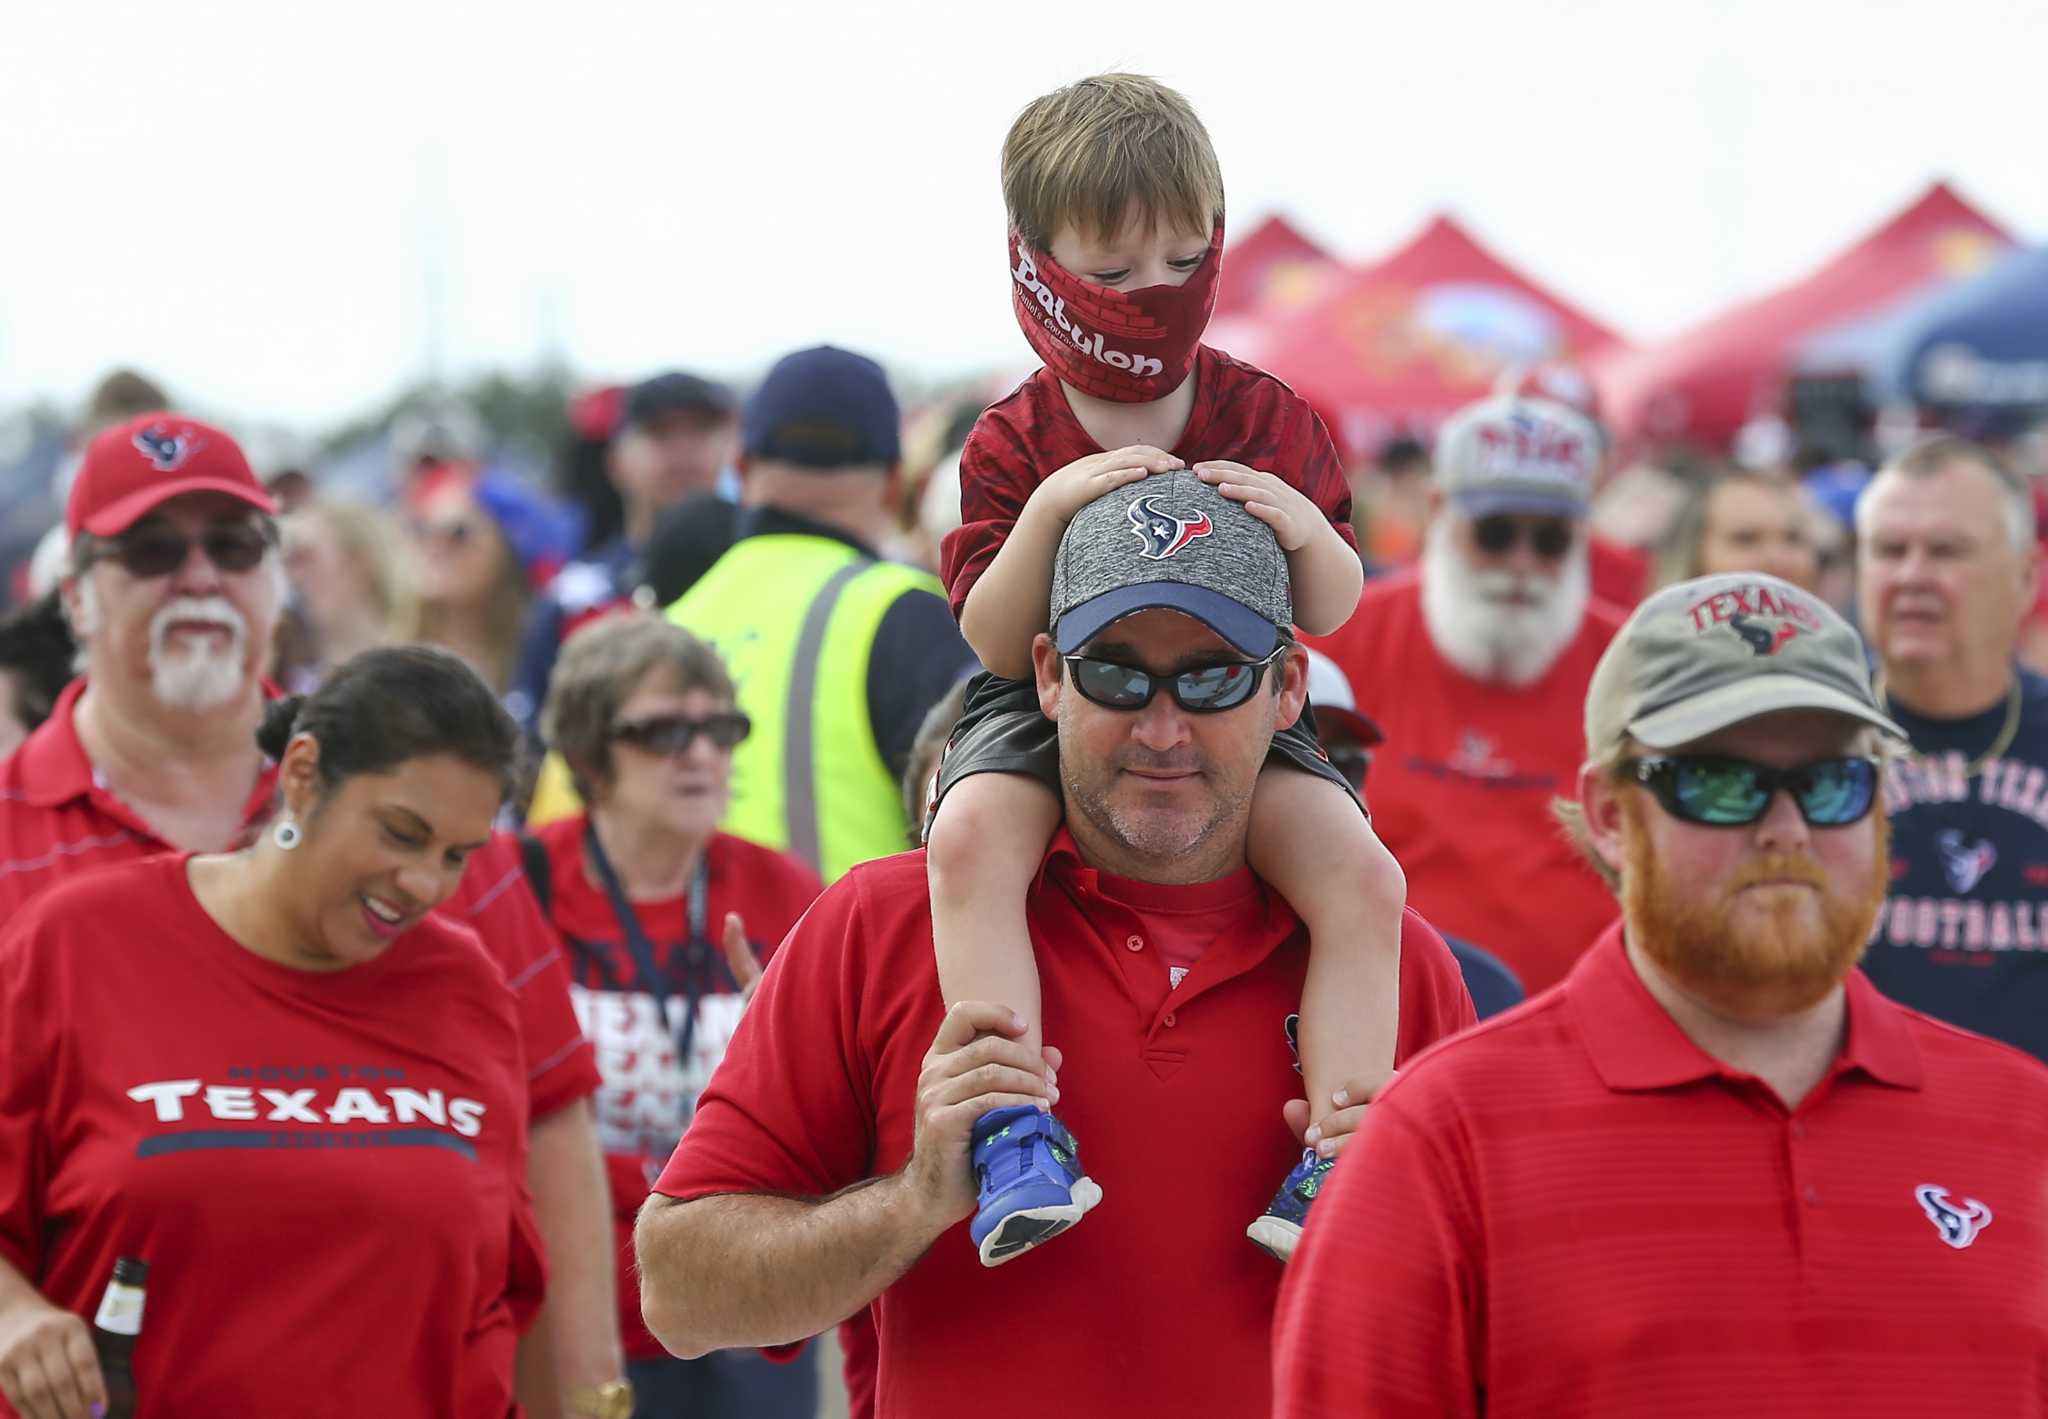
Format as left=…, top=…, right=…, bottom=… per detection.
left=1, top=69, right=2045, bottom=1419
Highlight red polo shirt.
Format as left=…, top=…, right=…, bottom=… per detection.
left=1309, top=568, right=1624, bottom=991
left=1273, top=924, right=2048, bottom=1419
left=654, top=833, right=1475, bottom=1419
left=0, top=680, right=599, bottom=1121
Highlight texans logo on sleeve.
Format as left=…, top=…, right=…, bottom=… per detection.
left=1128, top=495, right=1213, bottom=561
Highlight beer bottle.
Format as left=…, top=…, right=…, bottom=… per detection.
left=91, top=1257, right=147, bottom=1419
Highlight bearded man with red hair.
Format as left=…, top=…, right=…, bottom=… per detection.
left=1274, top=571, right=2048, bottom=1419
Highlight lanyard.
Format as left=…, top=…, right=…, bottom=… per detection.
left=582, top=822, right=726, bottom=1066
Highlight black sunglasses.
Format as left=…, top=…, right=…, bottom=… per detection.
left=1620, top=754, right=1879, bottom=828
left=1063, top=647, right=1284, bottom=714
left=1472, top=514, right=1574, bottom=559
left=609, top=711, right=751, bottom=755
left=97, top=521, right=273, bottom=578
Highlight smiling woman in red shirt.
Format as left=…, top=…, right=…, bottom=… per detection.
left=0, top=646, right=544, bottom=1419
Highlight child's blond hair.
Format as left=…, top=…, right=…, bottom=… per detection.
left=1002, top=73, right=1224, bottom=252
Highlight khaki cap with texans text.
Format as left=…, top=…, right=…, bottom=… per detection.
left=1584, top=572, right=1905, bottom=754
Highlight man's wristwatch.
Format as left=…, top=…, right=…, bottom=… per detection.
left=564, top=1379, right=635, bottom=1419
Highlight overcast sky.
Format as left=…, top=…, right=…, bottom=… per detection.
left=2, top=0, right=2043, bottom=430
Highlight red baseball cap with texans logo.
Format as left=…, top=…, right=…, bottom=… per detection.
left=66, top=412, right=276, bottom=537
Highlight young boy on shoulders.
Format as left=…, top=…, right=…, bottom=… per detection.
left=932, top=72, right=1406, bottom=1266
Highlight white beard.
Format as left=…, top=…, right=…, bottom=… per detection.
left=146, top=595, right=250, bottom=710
left=1419, top=516, right=1591, bottom=688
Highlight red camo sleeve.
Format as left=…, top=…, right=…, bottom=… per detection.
left=1394, top=908, right=1479, bottom=1061
left=940, top=413, right=1039, bottom=619
left=653, top=881, right=874, bottom=1202
left=1290, top=400, right=1358, bottom=552
left=1272, top=1096, right=1483, bottom=1418
left=0, top=921, right=52, bottom=1280
left=456, top=839, right=601, bottom=1120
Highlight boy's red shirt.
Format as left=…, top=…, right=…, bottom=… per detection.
left=940, top=345, right=1356, bottom=617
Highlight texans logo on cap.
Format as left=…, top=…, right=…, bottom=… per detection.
left=1128, top=495, right=1212, bottom=561
left=1686, top=582, right=1823, bottom=657
left=132, top=423, right=200, bottom=472
left=1727, top=611, right=1802, bottom=657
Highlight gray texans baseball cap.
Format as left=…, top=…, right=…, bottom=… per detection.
left=1584, top=571, right=1905, bottom=752
left=1435, top=394, right=1599, bottom=518
left=1049, top=470, right=1292, bottom=657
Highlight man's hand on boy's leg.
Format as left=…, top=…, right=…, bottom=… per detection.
left=1282, top=1076, right=1397, bottom=1162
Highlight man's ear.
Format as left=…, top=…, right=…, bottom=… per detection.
left=1031, top=634, right=1062, bottom=722
left=1579, top=761, right=1627, bottom=880
left=1273, top=643, right=1309, bottom=730
left=1424, top=484, right=1446, bottom=528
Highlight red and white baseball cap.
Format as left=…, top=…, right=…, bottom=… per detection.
left=66, top=412, right=276, bottom=538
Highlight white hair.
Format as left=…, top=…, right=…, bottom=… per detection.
left=1855, top=436, right=2035, bottom=555
left=1419, top=515, right=1591, bottom=687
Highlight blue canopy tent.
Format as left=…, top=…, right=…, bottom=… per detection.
left=1798, top=246, right=2048, bottom=430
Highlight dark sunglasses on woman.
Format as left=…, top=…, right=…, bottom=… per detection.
left=608, top=711, right=752, bottom=755
left=1063, top=646, right=1286, bottom=714
left=1619, top=754, right=1880, bottom=827
left=1472, top=514, right=1574, bottom=559
left=95, top=521, right=273, bottom=578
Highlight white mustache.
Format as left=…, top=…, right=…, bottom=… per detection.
left=1467, top=570, right=1553, bottom=604
left=149, top=596, right=247, bottom=655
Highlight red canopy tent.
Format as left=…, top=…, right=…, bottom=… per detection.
left=1591, top=182, right=2012, bottom=453
left=1241, top=214, right=1626, bottom=460
left=1214, top=213, right=1338, bottom=319
left=1206, top=213, right=1345, bottom=362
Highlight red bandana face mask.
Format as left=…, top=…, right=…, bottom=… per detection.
left=1008, top=220, right=1225, bottom=403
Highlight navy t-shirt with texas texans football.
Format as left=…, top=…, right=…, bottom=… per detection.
left=1866, top=668, right=2048, bottom=1060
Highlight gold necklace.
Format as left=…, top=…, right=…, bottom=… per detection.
left=1879, top=674, right=2023, bottom=778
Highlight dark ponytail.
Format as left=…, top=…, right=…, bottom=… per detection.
left=256, top=694, right=307, bottom=762
left=257, top=646, right=521, bottom=801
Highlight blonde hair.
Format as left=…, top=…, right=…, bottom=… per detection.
left=302, top=498, right=415, bottom=632
left=1002, top=73, right=1224, bottom=251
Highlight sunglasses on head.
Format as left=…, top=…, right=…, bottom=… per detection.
left=608, top=711, right=751, bottom=755
left=410, top=518, right=477, bottom=548
left=1063, top=646, right=1284, bottom=714
left=1472, top=515, right=1574, bottom=559
left=96, top=521, right=273, bottom=578
left=1620, top=754, right=1879, bottom=828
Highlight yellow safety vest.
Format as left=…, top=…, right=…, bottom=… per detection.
left=667, top=533, right=941, bottom=882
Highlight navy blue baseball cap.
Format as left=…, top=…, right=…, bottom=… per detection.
left=618, top=371, right=736, bottom=435
left=742, top=346, right=901, bottom=469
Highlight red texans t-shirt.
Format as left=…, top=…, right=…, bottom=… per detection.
left=0, top=855, right=541, bottom=1419
left=0, top=680, right=601, bottom=1124
left=531, top=816, right=822, bottom=1360
left=940, top=345, right=1357, bottom=615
